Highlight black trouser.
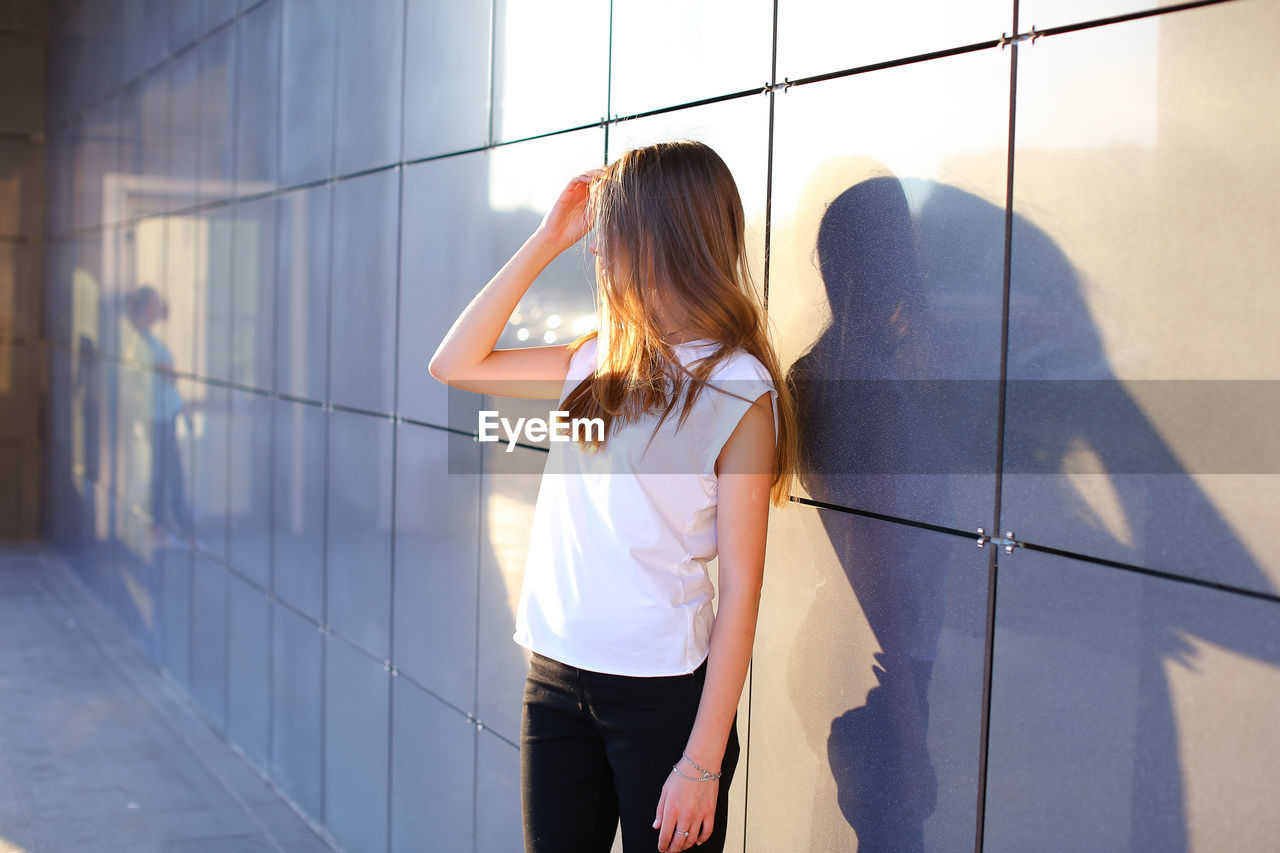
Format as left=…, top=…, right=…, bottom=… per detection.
left=520, top=652, right=740, bottom=853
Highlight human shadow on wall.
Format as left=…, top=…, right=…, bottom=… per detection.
left=786, top=173, right=1279, bottom=851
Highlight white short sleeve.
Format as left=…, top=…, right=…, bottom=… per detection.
left=704, top=351, right=778, bottom=475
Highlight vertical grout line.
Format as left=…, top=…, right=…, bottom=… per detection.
left=386, top=6, right=410, bottom=847
left=223, top=14, right=241, bottom=739
left=603, top=0, right=613, bottom=162
left=486, top=0, right=497, bottom=148
left=320, top=0, right=342, bottom=829
left=472, top=439, right=485, bottom=847
left=761, top=0, right=779, bottom=313
left=477, top=0, right=498, bottom=845
left=267, top=0, right=286, bottom=796
left=975, top=3, right=1019, bottom=847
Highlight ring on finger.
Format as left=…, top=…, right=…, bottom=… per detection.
left=675, top=829, right=690, bottom=837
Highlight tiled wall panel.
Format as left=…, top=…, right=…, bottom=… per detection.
left=328, top=168, right=399, bottom=414
left=325, top=408, right=394, bottom=660
left=324, top=635, right=390, bottom=853
left=271, top=396, right=325, bottom=618
left=402, top=0, right=490, bottom=160
left=748, top=502, right=988, bottom=850
left=278, top=0, right=337, bottom=188
left=227, top=387, right=272, bottom=588
left=270, top=599, right=324, bottom=819
left=392, top=421, right=479, bottom=711
left=769, top=48, right=1011, bottom=534
left=984, top=547, right=1280, bottom=850
left=40, top=1, right=1278, bottom=851
left=1001, top=0, right=1280, bottom=593
left=333, top=0, right=404, bottom=176
left=233, top=0, right=280, bottom=197
left=390, top=677, right=477, bottom=852
left=227, top=570, right=271, bottom=771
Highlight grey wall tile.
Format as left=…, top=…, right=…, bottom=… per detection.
left=983, top=548, right=1280, bottom=851
left=324, top=636, right=390, bottom=853
left=190, top=553, right=229, bottom=732
left=279, top=0, right=336, bottom=187
left=270, top=600, right=323, bottom=818
left=329, top=167, right=398, bottom=414
left=231, top=195, right=277, bottom=390
left=227, top=388, right=272, bottom=588
left=168, top=47, right=201, bottom=212
left=135, top=64, right=170, bottom=217
left=190, top=382, right=230, bottom=561
left=1003, top=1, right=1280, bottom=592
left=227, top=571, right=270, bottom=772
left=234, top=0, right=281, bottom=196
left=768, top=48, right=1011, bottom=531
left=271, top=397, right=325, bottom=618
left=333, top=0, right=404, bottom=176
left=274, top=183, right=331, bottom=401
left=402, top=0, right=489, bottom=160
left=389, top=678, right=475, bottom=852
left=398, top=149, right=490, bottom=426
left=746, top=501, right=987, bottom=850
left=325, top=408, right=393, bottom=660
left=475, top=443, right=541, bottom=743
left=199, top=208, right=235, bottom=383
left=392, top=421, right=479, bottom=711
left=196, top=25, right=236, bottom=204
left=474, top=730, right=522, bottom=853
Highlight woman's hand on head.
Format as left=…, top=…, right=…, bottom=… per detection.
left=535, top=168, right=604, bottom=254
left=653, top=768, right=719, bottom=852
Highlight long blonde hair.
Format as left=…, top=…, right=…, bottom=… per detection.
left=561, top=140, right=798, bottom=507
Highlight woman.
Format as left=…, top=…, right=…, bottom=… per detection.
left=430, top=140, right=797, bottom=853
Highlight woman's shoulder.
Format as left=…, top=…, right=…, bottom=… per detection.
left=708, top=347, right=773, bottom=386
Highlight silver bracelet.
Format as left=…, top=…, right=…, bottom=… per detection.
left=672, top=762, right=720, bottom=782
left=675, top=751, right=722, bottom=781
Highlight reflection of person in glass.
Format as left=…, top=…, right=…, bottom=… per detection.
left=125, top=285, right=192, bottom=537
left=430, top=141, right=800, bottom=853
left=789, top=176, right=951, bottom=851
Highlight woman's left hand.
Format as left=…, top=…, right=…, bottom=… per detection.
left=653, top=768, right=719, bottom=852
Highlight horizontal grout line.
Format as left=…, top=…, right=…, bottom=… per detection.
left=788, top=494, right=977, bottom=539
left=790, top=493, right=1279, bottom=606
left=1018, top=540, right=1280, bottom=605
left=782, top=37, right=1002, bottom=89
left=1030, top=0, right=1237, bottom=39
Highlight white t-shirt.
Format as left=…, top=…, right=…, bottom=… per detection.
left=512, top=335, right=779, bottom=676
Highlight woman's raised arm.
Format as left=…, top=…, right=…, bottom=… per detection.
left=428, top=168, right=602, bottom=399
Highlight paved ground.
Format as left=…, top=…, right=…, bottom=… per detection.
left=0, top=543, right=335, bottom=853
